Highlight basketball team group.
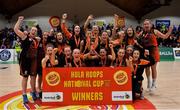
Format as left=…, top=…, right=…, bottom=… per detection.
left=13, top=13, right=173, bottom=104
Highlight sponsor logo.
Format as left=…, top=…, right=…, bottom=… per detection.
left=46, top=71, right=60, bottom=86
left=42, top=92, right=63, bottom=102
left=160, top=51, right=173, bottom=56
left=112, top=91, right=132, bottom=101
left=113, top=70, right=128, bottom=85
left=0, top=50, right=11, bottom=61
left=175, top=50, right=180, bottom=56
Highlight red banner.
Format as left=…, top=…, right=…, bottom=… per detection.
left=42, top=67, right=132, bottom=105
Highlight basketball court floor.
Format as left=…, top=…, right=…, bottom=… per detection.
left=0, top=61, right=180, bottom=110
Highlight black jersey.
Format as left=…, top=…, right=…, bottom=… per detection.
left=20, top=36, right=38, bottom=59
left=71, top=60, right=82, bottom=67
left=46, top=59, right=53, bottom=68
left=114, top=58, right=127, bottom=67
left=56, top=53, right=66, bottom=67
left=19, top=36, right=38, bottom=77
left=68, top=35, right=84, bottom=50
left=84, top=58, right=99, bottom=67
left=98, top=57, right=112, bottom=67
left=133, top=56, right=155, bottom=81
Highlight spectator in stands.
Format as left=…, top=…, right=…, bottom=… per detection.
left=36, top=25, right=43, bottom=38
left=177, top=36, right=180, bottom=48
left=14, top=38, right=22, bottom=61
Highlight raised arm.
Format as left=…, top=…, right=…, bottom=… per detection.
left=83, top=47, right=99, bottom=60
left=134, top=39, right=143, bottom=49
left=61, top=13, right=72, bottom=39
left=111, top=14, right=118, bottom=38
left=126, top=56, right=134, bottom=72
left=84, top=15, right=93, bottom=32
left=42, top=55, right=49, bottom=68
left=80, top=40, right=84, bottom=53
left=108, top=44, right=116, bottom=61
left=154, top=26, right=173, bottom=39
left=14, top=16, right=27, bottom=40
left=50, top=48, right=58, bottom=66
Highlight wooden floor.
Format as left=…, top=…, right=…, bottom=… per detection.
left=0, top=62, right=180, bottom=110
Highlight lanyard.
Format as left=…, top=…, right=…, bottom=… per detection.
left=101, top=57, right=107, bottom=67
left=83, top=37, right=91, bottom=54
left=32, top=38, right=39, bottom=49
left=58, top=45, right=64, bottom=55
left=93, top=36, right=99, bottom=49
left=65, top=57, right=72, bottom=67
left=116, top=58, right=123, bottom=67
left=74, top=35, right=80, bottom=48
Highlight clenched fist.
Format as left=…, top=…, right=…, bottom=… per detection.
left=87, top=15, right=93, bottom=20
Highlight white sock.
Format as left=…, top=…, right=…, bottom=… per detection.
left=147, top=77, right=151, bottom=88
left=152, top=79, right=156, bottom=87
left=140, top=91, right=144, bottom=99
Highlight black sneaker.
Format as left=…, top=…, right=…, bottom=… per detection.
left=31, top=92, right=37, bottom=101
left=22, top=94, right=29, bottom=104
left=36, top=91, right=42, bottom=99
left=39, top=91, right=42, bottom=99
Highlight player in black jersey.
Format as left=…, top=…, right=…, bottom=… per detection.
left=14, top=16, right=41, bottom=103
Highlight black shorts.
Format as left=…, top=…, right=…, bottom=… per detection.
left=19, top=56, right=37, bottom=77
left=36, top=50, right=44, bottom=76
left=132, top=76, right=142, bottom=94
left=36, top=66, right=42, bottom=76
